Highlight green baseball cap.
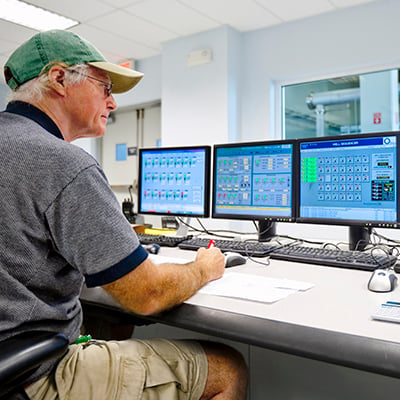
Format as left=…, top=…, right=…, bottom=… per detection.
left=4, top=30, right=143, bottom=93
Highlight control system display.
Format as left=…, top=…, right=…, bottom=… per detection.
left=299, top=135, right=398, bottom=225
left=212, top=141, right=295, bottom=220
left=138, top=146, right=210, bottom=217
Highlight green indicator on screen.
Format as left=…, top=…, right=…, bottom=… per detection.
left=301, top=157, right=318, bottom=182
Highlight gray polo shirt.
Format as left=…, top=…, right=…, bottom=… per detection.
left=0, top=101, right=148, bottom=382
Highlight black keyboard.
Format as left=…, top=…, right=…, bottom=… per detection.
left=269, top=245, right=397, bottom=271
left=138, top=233, right=192, bottom=247
left=178, top=237, right=279, bottom=257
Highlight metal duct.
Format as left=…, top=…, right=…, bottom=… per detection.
left=306, top=88, right=360, bottom=110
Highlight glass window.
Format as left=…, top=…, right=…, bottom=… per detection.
left=282, top=69, right=400, bottom=139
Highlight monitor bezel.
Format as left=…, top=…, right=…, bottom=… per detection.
left=296, top=131, right=400, bottom=229
left=211, top=139, right=298, bottom=223
left=137, top=145, right=211, bottom=218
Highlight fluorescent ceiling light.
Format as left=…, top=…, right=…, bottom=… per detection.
left=0, top=0, right=79, bottom=31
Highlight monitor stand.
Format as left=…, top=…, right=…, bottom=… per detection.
left=349, top=226, right=371, bottom=251
left=258, top=220, right=276, bottom=242
left=176, top=217, right=191, bottom=237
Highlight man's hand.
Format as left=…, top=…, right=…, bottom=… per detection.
left=194, top=246, right=225, bottom=282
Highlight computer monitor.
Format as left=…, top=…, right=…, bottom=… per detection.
left=138, top=146, right=211, bottom=233
left=297, top=131, right=400, bottom=250
left=212, top=140, right=297, bottom=241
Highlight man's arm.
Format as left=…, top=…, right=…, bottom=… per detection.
left=102, top=247, right=225, bottom=316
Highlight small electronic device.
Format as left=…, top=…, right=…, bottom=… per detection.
left=122, top=198, right=135, bottom=223
left=297, top=132, right=400, bottom=250
left=224, top=252, right=247, bottom=267
left=212, top=139, right=296, bottom=241
left=161, top=216, right=179, bottom=230
left=367, top=269, right=397, bottom=292
left=372, top=301, right=400, bottom=323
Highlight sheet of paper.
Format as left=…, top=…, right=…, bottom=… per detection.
left=198, top=271, right=314, bottom=303
left=149, top=255, right=314, bottom=303
left=149, top=254, right=192, bottom=264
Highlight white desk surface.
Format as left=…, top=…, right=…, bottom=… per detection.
left=81, top=246, right=400, bottom=345
left=153, top=247, right=399, bottom=344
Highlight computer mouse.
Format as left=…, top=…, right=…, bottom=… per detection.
left=143, top=244, right=160, bottom=255
left=368, top=269, right=397, bottom=292
left=224, top=252, right=247, bottom=268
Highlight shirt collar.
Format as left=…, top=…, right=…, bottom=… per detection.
left=5, top=101, right=64, bottom=140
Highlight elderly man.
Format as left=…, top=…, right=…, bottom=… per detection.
left=0, top=30, right=247, bottom=399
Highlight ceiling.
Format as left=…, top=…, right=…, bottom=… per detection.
left=0, top=0, right=380, bottom=84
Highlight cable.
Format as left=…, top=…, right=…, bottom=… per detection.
left=280, top=235, right=325, bottom=245
left=369, top=245, right=397, bottom=268
left=176, top=217, right=234, bottom=239
left=178, top=219, right=400, bottom=264
left=255, top=220, right=276, bottom=240
left=128, top=185, right=134, bottom=202
left=322, top=242, right=342, bottom=250
left=372, top=229, right=400, bottom=245
left=177, top=217, right=260, bottom=239
left=247, top=256, right=271, bottom=267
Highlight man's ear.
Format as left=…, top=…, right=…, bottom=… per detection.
left=47, top=65, right=67, bottom=95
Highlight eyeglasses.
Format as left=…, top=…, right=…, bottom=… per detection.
left=68, top=69, right=113, bottom=97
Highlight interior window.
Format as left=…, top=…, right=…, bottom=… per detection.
left=282, top=69, right=400, bottom=139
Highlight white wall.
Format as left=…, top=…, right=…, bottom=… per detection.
left=161, top=26, right=240, bottom=146
left=102, top=109, right=139, bottom=186
left=114, top=55, right=162, bottom=109
left=0, top=84, right=9, bottom=111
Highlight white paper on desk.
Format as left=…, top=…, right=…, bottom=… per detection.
left=198, top=272, right=314, bottom=303
left=149, top=254, right=192, bottom=264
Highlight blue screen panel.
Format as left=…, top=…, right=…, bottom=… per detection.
left=298, top=133, right=399, bottom=227
left=212, top=140, right=296, bottom=221
left=138, top=146, right=210, bottom=217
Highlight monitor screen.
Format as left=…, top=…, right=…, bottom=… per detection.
left=138, top=146, right=211, bottom=217
left=298, top=132, right=400, bottom=228
left=212, top=140, right=296, bottom=223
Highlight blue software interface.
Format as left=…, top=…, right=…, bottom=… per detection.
left=299, top=134, right=398, bottom=224
left=213, top=142, right=294, bottom=219
left=139, top=147, right=209, bottom=216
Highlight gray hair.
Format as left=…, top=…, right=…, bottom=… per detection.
left=6, top=63, right=91, bottom=104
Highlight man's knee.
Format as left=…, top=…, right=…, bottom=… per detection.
left=199, top=341, right=248, bottom=399
left=202, top=341, right=247, bottom=372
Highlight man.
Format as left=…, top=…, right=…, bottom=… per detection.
left=0, top=30, right=248, bottom=399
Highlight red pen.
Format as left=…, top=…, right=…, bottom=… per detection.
left=207, top=239, right=215, bottom=249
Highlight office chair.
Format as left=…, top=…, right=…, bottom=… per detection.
left=0, top=331, right=69, bottom=400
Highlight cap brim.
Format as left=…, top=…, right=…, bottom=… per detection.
left=88, top=61, right=144, bottom=94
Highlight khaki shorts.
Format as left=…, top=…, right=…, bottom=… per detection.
left=25, top=338, right=208, bottom=400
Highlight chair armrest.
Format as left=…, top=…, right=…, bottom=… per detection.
left=0, top=331, right=69, bottom=388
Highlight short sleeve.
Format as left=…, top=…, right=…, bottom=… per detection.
left=45, top=164, right=146, bottom=285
